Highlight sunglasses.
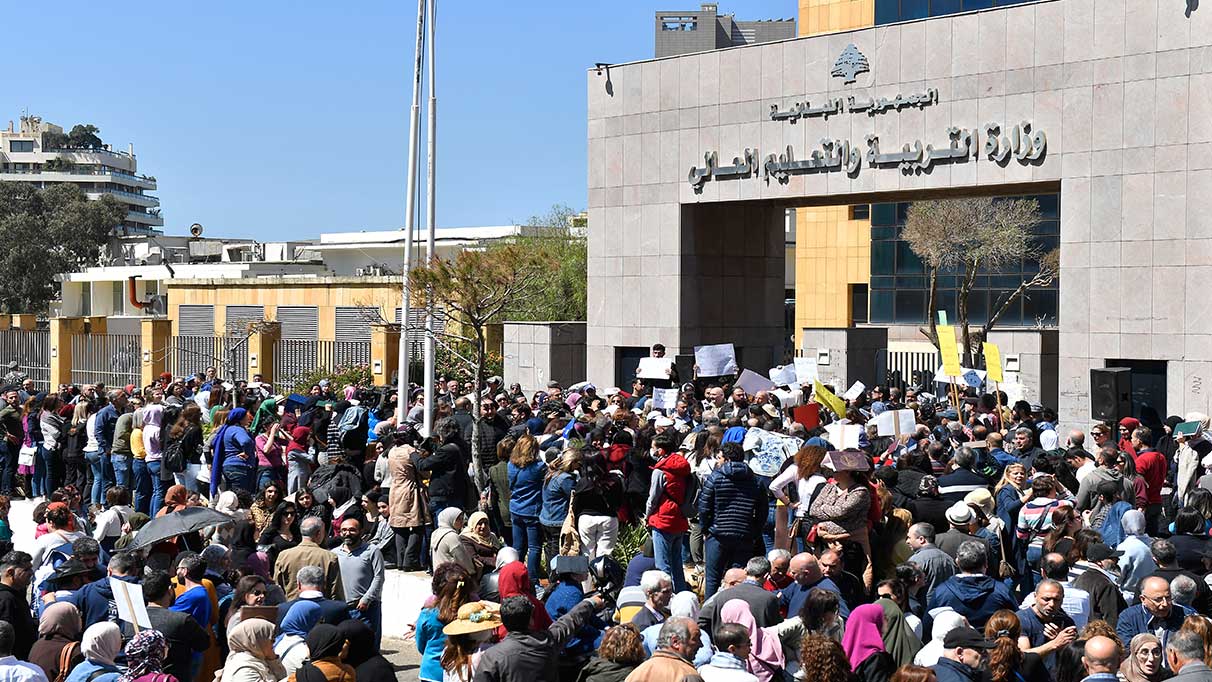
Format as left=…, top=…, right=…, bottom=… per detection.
left=250, top=589, right=266, bottom=596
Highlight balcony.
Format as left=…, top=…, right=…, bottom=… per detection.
left=87, top=188, right=160, bottom=208
left=0, top=168, right=156, bottom=190
left=125, top=210, right=164, bottom=227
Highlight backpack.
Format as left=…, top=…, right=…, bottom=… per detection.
left=337, top=405, right=369, bottom=450
left=678, top=473, right=699, bottom=518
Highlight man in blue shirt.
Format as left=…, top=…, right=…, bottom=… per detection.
left=777, top=552, right=850, bottom=618
left=94, top=389, right=128, bottom=489
left=170, top=554, right=212, bottom=628
left=1117, top=576, right=1193, bottom=654
left=1017, top=579, right=1078, bottom=668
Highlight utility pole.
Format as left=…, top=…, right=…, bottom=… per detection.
left=422, top=0, right=438, bottom=435
left=398, top=0, right=426, bottom=422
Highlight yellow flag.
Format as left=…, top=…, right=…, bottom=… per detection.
left=983, top=342, right=1003, bottom=383
left=813, top=380, right=846, bottom=418
left=938, top=325, right=963, bottom=377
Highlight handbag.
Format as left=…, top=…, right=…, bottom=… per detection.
left=996, top=525, right=1015, bottom=579
left=559, top=490, right=582, bottom=556
left=18, top=444, right=36, bottom=467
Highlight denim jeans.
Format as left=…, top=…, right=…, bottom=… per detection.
left=147, top=460, right=165, bottom=517
left=703, top=534, right=752, bottom=598
left=512, top=515, right=543, bottom=582
left=652, top=528, right=688, bottom=593
left=222, top=466, right=255, bottom=495
left=131, top=458, right=152, bottom=514
left=348, top=601, right=383, bottom=649
left=0, top=441, right=14, bottom=495
left=287, top=460, right=313, bottom=495
left=32, top=444, right=47, bottom=498
left=85, top=450, right=105, bottom=505
left=111, top=453, right=131, bottom=492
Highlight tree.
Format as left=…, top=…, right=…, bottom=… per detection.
left=408, top=245, right=554, bottom=485
left=0, top=183, right=125, bottom=313
left=67, top=124, right=103, bottom=149
left=487, top=203, right=587, bottom=321
left=901, top=196, right=1058, bottom=367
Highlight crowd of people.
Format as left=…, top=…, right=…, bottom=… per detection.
left=1, top=347, right=1212, bottom=682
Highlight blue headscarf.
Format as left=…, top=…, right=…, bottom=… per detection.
left=209, top=408, right=248, bottom=498
left=722, top=426, right=747, bottom=443
left=275, top=600, right=323, bottom=647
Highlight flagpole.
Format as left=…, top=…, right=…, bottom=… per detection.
left=398, top=0, right=426, bottom=422
left=422, top=0, right=438, bottom=435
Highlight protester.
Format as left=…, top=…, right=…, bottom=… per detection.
left=64, top=623, right=121, bottom=682
left=27, top=602, right=82, bottom=682
left=1120, top=634, right=1168, bottom=682
left=219, top=618, right=288, bottom=682
left=337, top=620, right=393, bottom=682
left=579, top=625, right=646, bottom=682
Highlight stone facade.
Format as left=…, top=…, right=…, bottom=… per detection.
left=587, top=0, right=1212, bottom=427
left=502, top=322, right=587, bottom=395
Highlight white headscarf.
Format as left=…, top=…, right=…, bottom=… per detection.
left=913, top=610, right=968, bottom=666
left=82, top=622, right=123, bottom=667
left=670, top=591, right=700, bottom=620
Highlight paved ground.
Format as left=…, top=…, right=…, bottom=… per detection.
left=383, top=636, right=422, bottom=682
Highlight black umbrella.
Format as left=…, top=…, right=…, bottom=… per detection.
left=126, top=507, right=233, bottom=551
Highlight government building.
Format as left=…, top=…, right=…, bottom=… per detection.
left=586, top=0, right=1202, bottom=428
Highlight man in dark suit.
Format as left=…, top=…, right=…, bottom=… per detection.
left=276, top=565, right=349, bottom=627
left=699, top=556, right=781, bottom=636
left=629, top=570, right=673, bottom=630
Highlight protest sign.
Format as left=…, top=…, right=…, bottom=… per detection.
left=111, top=577, right=152, bottom=630
left=875, top=409, right=916, bottom=438
left=768, top=364, right=798, bottom=387
left=934, top=367, right=986, bottom=386
left=637, top=357, right=674, bottom=380
left=814, top=380, right=846, bottom=417
left=1175, top=421, right=1202, bottom=438
left=937, top=325, right=963, bottom=377
left=694, top=343, right=738, bottom=377
left=842, top=381, right=866, bottom=401
left=742, top=427, right=802, bottom=477
left=651, top=388, right=678, bottom=410
left=792, top=403, right=821, bottom=430
left=736, top=369, right=776, bottom=395
left=793, top=357, right=818, bottom=385
left=773, top=388, right=802, bottom=409
left=824, top=422, right=861, bottom=449
left=961, top=369, right=983, bottom=388
left=982, top=342, right=1003, bottom=383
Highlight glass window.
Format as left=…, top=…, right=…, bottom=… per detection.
left=894, top=290, right=926, bottom=324
left=872, top=242, right=895, bottom=273
left=870, top=291, right=894, bottom=323
left=871, top=203, right=897, bottom=226
left=901, top=0, right=929, bottom=19
left=851, top=284, right=869, bottom=324
left=8, top=140, right=33, bottom=153
left=875, top=0, right=901, bottom=24
left=930, top=0, right=961, bottom=14
left=851, top=204, right=871, bottom=220
left=896, top=241, right=924, bottom=273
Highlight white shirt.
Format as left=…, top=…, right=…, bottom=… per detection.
left=1019, top=580, right=1092, bottom=629
left=0, top=657, right=50, bottom=682
left=1075, top=460, right=1097, bottom=483
left=92, top=505, right=134, bottom=542
left=85, top=414, right=100, bottom=451
left=769, top=470, right=827, bottom=519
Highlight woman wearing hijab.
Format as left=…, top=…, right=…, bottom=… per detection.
left=840, top=603, right=895, bottom=682
left=288, top=624, right=355, bottom=682
left=286, top=426, right=314, bottom=496
left=118, top=630, right=176, bottom=682
left=496, top=561, right=552, bottom=631
left=718, top=598, right=784, bottom=682
left=459, top=511, right=503, bottom=574
left=211, top=408, right=257, bottom=498
left=874, top=592, right=921, bottom=667
left=29, top=602, right=84, bottom=682
left=64, top=622, right=122, bottom=682
left=337, top=620, right=393, bottom=682
left=432, top=508, right=477, bottom=578
left=913, top=610, right=968, bottom=666
left=274, top=601, right=324, bottom=677
left=1120, top=634, right=1171, bottom=682
left=220, top=618, right=287, bottom=682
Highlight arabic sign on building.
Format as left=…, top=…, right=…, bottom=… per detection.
left=688, top=122, right=1047, bottom=191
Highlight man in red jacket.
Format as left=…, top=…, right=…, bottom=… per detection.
left=645, top=431, right=692, bottom=593
left=1130, top=426, right=1167, bottom=536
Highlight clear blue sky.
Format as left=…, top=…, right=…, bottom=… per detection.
left=6, top=1, right=795, bottom=240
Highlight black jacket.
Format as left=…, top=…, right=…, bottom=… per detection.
left=0, top=582, right=36, bottom=660
left=698, top=461, right=767, bottom=541
left=472, top=598, right=596, bottom=682
left=121, top=606, right=209, bottom=680
left=415, top=442, right=468, bottom=504
left=575, top=658, right=635, bottom=682
left=855, top=651, right=896, bottom=682
left=1072, top=566, right=1127, bottom=624
left=276, top=596, right=350, bottom=627
left=933, top=656, right=982, bottom=682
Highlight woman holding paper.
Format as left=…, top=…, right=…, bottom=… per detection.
left=809, top=452, right=874, bottom=591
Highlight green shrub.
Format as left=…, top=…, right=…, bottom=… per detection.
left=287, top=364, right=373, bottom=396
left=611, top=522, right=649, bottom=566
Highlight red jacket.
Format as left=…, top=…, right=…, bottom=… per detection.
left=646, top=453, right=691, bottom=534
left=1134, top=448, right=1167, bottom=505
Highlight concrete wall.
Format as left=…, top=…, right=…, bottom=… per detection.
left=802, top=327, right=888, bottom=389
left=588, top=0, right=1212, bottom=428
left=503, top=322, right=587, bottom=394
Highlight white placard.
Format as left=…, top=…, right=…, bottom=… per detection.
left=694, top=343, right=739, bottom=377
left=651, top=388, right=679, bottom=410
left=842, top=381, right=866, bottom=401
left=637, top=357, right=675, bottom=380
left=768, top=364, right=798, bottom=387
left=824, top=423, right=862, bottom=449
left=772, top=388, right=803, bottom=409
left=110, top=578, right=152, bottom=630
left=793, top=357, right=818, bottom=385
left=875, top=409, right=917, bottom=437
left=736, top=369, right=776, bottom=395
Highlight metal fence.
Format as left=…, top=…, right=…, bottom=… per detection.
left=0, top=329, right=50, bottom=390
left=274, top=339, right=371, bottom=392
left=70, top=333, right=141, bottom=387
left=881, top=349, right=941, bottom=391
left=166, top=335, right=251, bottom=382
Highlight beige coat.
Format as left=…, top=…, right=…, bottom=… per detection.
left=388, top=444, right=430, bottom=529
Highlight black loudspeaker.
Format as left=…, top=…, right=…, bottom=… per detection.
left=1090, top=368, right=1132, bottom=422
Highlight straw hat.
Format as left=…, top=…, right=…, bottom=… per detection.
left=442, top=601, right=502, bottom=636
